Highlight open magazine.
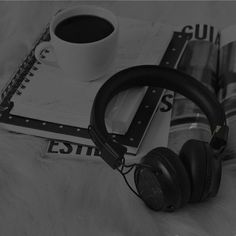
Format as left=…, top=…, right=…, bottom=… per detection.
left=169, top=23, right=236, bottom=153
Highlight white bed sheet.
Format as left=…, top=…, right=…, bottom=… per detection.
left=1, top=1, right=236, bottom=236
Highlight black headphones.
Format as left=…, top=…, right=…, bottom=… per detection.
left=88, top=65, right=229, bottom=212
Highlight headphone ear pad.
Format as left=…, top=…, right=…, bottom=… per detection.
left=179, top=139, right=222, bottom=203
left=134, top=147, right=191, bottom=211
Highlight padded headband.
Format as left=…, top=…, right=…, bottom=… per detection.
left=89, top=65, right=228, bottom=169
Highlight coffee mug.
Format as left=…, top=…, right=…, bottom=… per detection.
left=35, top=5, right=119, bottom=82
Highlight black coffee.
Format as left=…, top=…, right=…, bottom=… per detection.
left=55, top=15, right=114, bottom=43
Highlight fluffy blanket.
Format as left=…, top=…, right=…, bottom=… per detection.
left=1, top=2, right=236, bottom=236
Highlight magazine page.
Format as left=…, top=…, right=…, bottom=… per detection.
left=216, top=25, right=236, bottom=159
left=218, top=25, right=236, bottom=123
left=168, top=24, right=220, bottom=153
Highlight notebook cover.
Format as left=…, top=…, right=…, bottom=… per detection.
left=0, top=18, right=189, bottom=154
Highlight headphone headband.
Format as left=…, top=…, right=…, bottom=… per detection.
left=89, top=65, right=228, bottom=169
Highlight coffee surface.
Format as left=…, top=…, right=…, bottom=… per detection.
left=55, top=15, right=114, bottom=43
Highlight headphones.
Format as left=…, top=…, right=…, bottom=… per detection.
left=88, top=65, right=229, bottom=212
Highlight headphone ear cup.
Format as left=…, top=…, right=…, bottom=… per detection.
left=134, top=147, right=191, bottom=212
left=179, top=139, right=222, bottom=203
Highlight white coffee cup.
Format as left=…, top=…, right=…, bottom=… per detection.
left=35, top=5, right=119, bottom=82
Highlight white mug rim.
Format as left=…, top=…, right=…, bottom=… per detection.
left=50, top=5, right=118, bottom=47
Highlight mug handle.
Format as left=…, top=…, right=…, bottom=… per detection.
left=34, top=41, right=58, bottom=67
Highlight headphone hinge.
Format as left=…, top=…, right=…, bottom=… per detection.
left=88, top=125, right=126, bottom=169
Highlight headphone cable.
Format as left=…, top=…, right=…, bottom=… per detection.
left=117, top=158, right=158, bottom=200
left=117, top=166, right=142, bottom=199
left=116, top=158, right=142, bottom=199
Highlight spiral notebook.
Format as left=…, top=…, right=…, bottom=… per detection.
left=0, top=17, right=188, bottom=154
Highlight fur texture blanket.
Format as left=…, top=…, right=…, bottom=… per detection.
left=1, top=2, right=236, bottom=236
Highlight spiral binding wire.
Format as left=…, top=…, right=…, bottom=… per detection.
left=0, top=25, right=50, bottom=107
